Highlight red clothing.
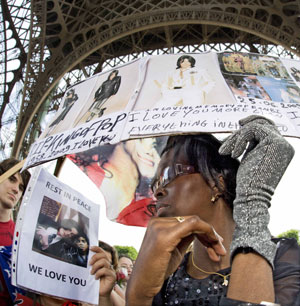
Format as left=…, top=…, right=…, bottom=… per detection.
left=117, top=198, right=153, bottom=227
left=0, top=219, right=15, bottom=246
left=0, top=219, right=15, bottom=305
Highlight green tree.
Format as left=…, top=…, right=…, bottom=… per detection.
left=114, top=245, right=138, bottom=260
left=277, top=229, right=300, bottom=245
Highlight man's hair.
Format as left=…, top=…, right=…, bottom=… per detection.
left=0, top=158, right=31, bottom=194
left=59, top=219, right=79, bottom=232
left=75, top=231, right=89, bottom=244
left=160, top=134, right=240, bottom=209
left=176, top=55, right=196, bottom=69
left=73, top=232, right=90, bottom=254
left=98, top=240, right=119, bottom=270
left=107, top=69, right=119, bottom=79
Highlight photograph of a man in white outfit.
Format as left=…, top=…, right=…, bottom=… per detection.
left=153, top=55, right=215, bottom=107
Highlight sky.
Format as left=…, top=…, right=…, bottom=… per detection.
left=56, top=136, right=300, bottom=251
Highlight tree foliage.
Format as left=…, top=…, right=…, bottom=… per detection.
left=277, top=229, right=300, bottom=245
left=114, top=245, right=138, bottom=260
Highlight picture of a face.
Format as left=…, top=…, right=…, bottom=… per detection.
left=58, top=227, right=78, bottom=238
left=124, top=138, right=161, bottom=178
left=180, top=58, right=192, bottom=70
left=109, top=72, right=117, bottom=80
left=75, top=236, right=89, bottom=253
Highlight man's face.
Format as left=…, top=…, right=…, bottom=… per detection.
left=124, top=138, right=160, bottom=178
left=180, top=58, right=192, bottom=69
left=76, top=237, right=88, bottom=252
left=109, top=72, right=116, bottom=80
left=58, top=227, right=78, bottom=238
left=0, top=173, right=24, bottom=210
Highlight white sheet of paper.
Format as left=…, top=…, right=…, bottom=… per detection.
left=12, top=167, right=100, bottom=305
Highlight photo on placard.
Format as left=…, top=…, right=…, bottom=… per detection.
left=68, top=136, right=168, bottom=227
left=290, top=67, right=300, bottom=82
left=74, top=60, right=141, bottom=126
left=135, top=53, right=235, bottom=110
left=223, top=74, right=271, bottom=100
left=32, top=196, right=90, bottom=268
left=47, top=88, right=79, bottom=129
left=251, top=54, right=290, bottom=80
left=281, top=58, right=300, bottom=87
left=256, top=77, right=300, bottom=103
left=218, top=52, right=256, bottom=75
left=42, top=77, right=98, bottom=137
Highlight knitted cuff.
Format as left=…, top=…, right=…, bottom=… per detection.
left=230, top=194, right=277, bottom=269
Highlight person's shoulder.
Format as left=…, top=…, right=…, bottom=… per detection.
left=272, top=237, right=299, bottom=248
left=272, top=237, right=300, bottom=260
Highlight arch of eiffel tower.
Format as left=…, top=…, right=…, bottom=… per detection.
left=1, top=0, right=300, bottom=160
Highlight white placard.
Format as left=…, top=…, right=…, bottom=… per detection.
left=12, top=167, right=100, bottom=305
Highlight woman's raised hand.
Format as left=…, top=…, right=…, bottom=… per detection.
left=126, top=216, right=226, bottom=306
left=219, top=115, right=295, bottom=267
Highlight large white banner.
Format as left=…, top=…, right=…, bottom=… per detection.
left=12, top=168, right=100, bottom=304
left=23, top=52, right=300, bottom=170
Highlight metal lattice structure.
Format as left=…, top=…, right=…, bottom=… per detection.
left=1, top=0, right=300, bottom=159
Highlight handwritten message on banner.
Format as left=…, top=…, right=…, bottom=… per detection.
left=24, top=112, right=127, bottom=169
left=24, top=99, right=300, bottom=170
left=12, top=168, right=100, bottom=304
left=124, top=98, right=300, bottom=138
left=24, top=51, right=300, bottom=170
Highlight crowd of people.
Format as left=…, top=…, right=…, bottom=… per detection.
left=1, top=115, right=300, bottom=305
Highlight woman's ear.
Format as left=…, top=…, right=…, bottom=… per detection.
left=218, top=175, right=225, bottom=192
left=210, top=176, right=225, bottom=204
left=210, top=175, right=225, bottom=192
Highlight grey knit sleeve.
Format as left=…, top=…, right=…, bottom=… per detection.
left=219, top=115, right=295, bottom=268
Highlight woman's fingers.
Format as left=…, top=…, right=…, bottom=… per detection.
left=194, top=224, right=227, bottom=261
left=168, top=216, right=226, bottom=256
left=206, top=247, right=221, bottom=262
left=148, top=216, right=227, bottom=260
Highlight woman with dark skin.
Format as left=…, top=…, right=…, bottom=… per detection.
left=126, top=115, right=299, bottom=305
